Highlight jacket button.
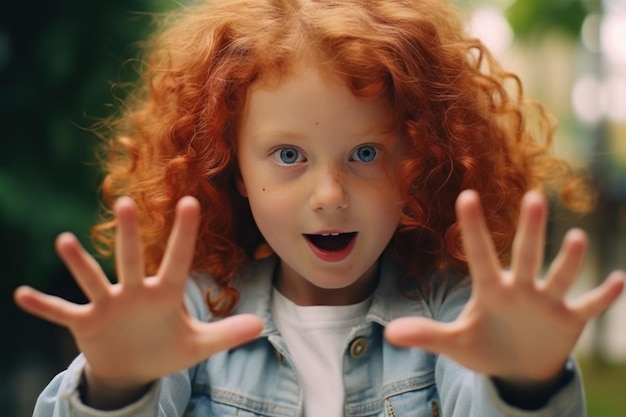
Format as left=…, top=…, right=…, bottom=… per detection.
left=431, top=401, right=440, bottom=417
left=275, top=349, right=285, bottom=364
left=349, top=337, right=368, bottom=358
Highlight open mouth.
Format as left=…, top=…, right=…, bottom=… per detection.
left=304, top=232, right=357, bottom=252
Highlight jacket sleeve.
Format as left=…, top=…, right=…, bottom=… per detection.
left=430, top=274, right=587, bottom=417
left=31, top=279, right=209, bottom=417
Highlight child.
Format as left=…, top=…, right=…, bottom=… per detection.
left=14, top=0, right=625, bottom=416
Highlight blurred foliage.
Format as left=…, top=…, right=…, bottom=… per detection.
left=579, top=357, right=626, bottom=416
left=506, top=0, right=589, bottom=38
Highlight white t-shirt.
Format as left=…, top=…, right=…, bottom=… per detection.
left=271, top=289, right=371, bottom=417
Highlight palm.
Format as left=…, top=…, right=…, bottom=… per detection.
left=437, top=270, right=585, bottom=381
left=14, top=197, right=263, bottom=388
left=386, top=190, right=624, bottom=382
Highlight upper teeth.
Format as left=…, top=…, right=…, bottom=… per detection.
left=321, top=233, right=340, bottom=236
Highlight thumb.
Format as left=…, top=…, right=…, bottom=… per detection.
left=195, top=314, right=264, bottom=356
left=385, top=317, right=454, bottom=353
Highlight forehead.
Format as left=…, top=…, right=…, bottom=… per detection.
left=240, top=66, right=395, bottom=137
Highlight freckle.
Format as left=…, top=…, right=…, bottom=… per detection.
left=314, top=121, right=319, bottom=125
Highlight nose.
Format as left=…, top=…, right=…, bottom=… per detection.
left=308, top=166, right=349, bottom=211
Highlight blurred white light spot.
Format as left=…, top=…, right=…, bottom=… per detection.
left=581, top=13, right=601, bottom=53
left=572, top=75, right=604, bottom=125
left=572, top=74, right=626, bottom=124
left=603, top=0, right=626, bottom=13
left=467, top=7, right=514, bottom=56
left=600, top=13, right=626, bottom=65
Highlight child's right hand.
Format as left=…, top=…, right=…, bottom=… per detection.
left=13, top=196, right=264, bottom=409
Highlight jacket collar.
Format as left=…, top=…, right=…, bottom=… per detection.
left=231, top=249, right=430, bottom=336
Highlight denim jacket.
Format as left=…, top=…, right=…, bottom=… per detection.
left=32, top=251, right=586, bottom=417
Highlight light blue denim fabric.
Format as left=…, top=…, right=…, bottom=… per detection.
left=31, top=251, right=586, bottom=417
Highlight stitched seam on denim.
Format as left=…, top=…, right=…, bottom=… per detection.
left=344, top=373, right=436, bottom=416
left=209, top=388, right=299, bottom=417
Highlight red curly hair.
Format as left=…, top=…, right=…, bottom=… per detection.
left=93, top=0, right=592, bottom=315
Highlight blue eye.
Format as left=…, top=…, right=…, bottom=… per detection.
left=271, top=147, right=305, bottom=165
left=350, top=145, right=378, bottom=162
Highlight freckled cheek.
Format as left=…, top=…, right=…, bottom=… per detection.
left=248, top=188, right=300, bottom=246
left=370, top=180, right=405, bottom=218
left=363, top=173, right=402, bottom=199
left=248, top=186, right=296, bottom=218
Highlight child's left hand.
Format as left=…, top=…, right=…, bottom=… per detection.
left=385, top=190, right=625, bottom=385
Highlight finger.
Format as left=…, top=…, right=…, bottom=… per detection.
left=569, top=271, right=625, bottom=319
left=456, top=190, right=501, bottom=287
left=384, top=316, right=457, bottom=354
left=56, top=232, right=111, bottom=302
left=541, top=228, right=587, bottom=300
left=115, top=197, right=145, bottom=288
left=510, top=191, right=547, bottom=286
left=14, top=286, right=85, bottom=327
left=158, top=196, right=200, bottom=286
left=192, top=314, right=264, bottom=358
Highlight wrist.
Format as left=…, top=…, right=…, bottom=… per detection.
left=492, top=366, right=572, bottom=410
left=80, top=365, right=154, bottom=410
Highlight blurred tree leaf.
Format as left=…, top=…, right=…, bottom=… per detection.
left=506, top=0, right=589, bottom=38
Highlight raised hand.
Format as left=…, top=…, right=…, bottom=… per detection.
left=14, top=196, right=263, bottom=407
left=385, top=190, right=624, bottom=384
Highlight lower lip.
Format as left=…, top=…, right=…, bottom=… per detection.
left=305, top=235, right=357, bottom=263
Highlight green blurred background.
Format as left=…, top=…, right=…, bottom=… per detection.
left=1, top=0, right=624, bottom=416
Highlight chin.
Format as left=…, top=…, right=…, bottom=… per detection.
left=313, top=281, right=357, bottom=290
left=306, top=274, right=362, bottom=290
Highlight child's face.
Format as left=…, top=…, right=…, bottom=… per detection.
left=237, top=68, right=405, bottom=305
